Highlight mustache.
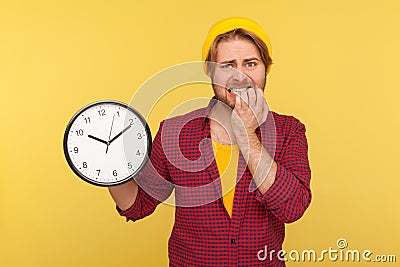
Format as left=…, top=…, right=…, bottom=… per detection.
left=226, top=78, right=255, bottom=90
left=226, top=83, right=254, bottom=89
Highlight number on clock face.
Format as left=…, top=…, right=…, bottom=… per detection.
left=64, top=101, right=152, bottom=186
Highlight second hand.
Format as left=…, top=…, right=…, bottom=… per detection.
left=106, top=113, right=116, bottom=154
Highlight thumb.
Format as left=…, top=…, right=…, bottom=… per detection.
left=235, top=94, right=241, bottom=110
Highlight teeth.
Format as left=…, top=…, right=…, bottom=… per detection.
left=229, top=87, right=253, bottom=94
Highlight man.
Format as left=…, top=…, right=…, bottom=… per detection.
left=108, top=17, right=311, bottom=266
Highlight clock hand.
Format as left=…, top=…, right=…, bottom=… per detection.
left=106, top=113, right=116, bottom=154
left=88, top=135, right=108, bottom=145
left=109, top=124, right=132, bottom=144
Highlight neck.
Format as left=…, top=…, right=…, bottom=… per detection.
left=209, top=101, right=236, bottom=145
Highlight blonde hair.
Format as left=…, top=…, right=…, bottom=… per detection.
left=205, top=28, right=273, bottom=73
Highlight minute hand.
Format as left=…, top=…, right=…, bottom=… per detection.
left=109, top=124, right=132, bottom=144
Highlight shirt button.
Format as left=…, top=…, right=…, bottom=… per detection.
left=231, top=239, right=236, bottom=244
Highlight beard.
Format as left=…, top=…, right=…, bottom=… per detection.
left=212, top=85, right=236, bottom=109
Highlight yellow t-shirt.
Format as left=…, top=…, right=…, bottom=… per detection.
left=211, top=140, right=239, bottom=218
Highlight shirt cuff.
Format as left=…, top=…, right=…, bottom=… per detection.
left=254, top=162, right=297, bottom=210
left=116, top=187, right=142, bottom=222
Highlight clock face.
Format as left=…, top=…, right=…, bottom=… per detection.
left=63, top=100, right=152, bottom=186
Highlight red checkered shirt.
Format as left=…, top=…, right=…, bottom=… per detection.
left=118, top=98, right=312, bottom=266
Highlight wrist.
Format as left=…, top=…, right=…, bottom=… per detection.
left=236, top=131, right=261, bottom=156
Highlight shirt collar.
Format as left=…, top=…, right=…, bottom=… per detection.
left=201, top=96, right=218, bottom=131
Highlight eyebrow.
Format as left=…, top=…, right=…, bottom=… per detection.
left=220, top=57, right=261, bottom=64
left=244, top=57, right=260, bottom=62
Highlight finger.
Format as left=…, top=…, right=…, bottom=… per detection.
left=248, top=87, right=256, bottom=109
left=256, top=88, right=267, bottom=107
left=256, top=88, right=269, bottom=123
left=239, top=91, right=249, bottom=110
left=235, top=93, right=241, bottom=110
left=255, top=87, right=264, bottom=103
left=262, top=90, right=270, bottom=111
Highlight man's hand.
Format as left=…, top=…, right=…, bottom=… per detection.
left=231, top=87, right=269, bottom=139
left=230, top=87, right=276, bottom=194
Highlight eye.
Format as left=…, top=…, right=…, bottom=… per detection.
left=246, top=62, right=256, bottom=68
left=220, top=63, right=233, bottom=69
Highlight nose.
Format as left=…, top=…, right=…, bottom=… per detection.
left=231, top=66, right=249, bottom=84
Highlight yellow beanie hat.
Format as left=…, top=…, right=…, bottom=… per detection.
left=202, top=17, right=272, bottom=74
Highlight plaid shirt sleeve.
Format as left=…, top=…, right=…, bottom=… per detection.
left=255, top=116, right=312, bottom=223
left=118, top=121, right=174, bottom=222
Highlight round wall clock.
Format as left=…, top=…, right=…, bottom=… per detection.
left=63, top=100, right=152, bottom=186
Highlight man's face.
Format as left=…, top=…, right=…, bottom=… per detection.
left=211, top=38, right=267, bottom=109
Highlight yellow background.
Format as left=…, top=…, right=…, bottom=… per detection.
left=1, top=0, right=399, bottom=266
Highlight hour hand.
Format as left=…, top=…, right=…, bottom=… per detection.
left=88, top=135, right=108, bottom=145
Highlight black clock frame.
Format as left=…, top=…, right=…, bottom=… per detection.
left=63, top=100, right=152, bottom=187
